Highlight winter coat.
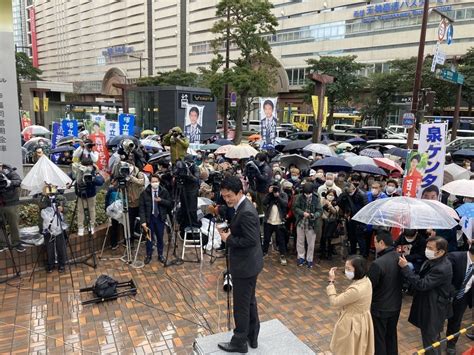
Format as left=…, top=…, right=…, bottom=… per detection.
left=162, top=127, right=190, bottom=163
left=0, top=165, right=22, bottom=206
left=293, top=192, right=323, bottom=230
left=262, top=191, right=288, bottom=224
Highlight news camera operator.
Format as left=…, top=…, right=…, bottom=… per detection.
left=0, top=163, right=25, bottom=253
left=163, top=127, right=189, bottom=164
left=74, top=159, right=105, bottom=236
left=72, top=138, right=98, bottom=165
left=244, top=152, right=272, bottom=214
left=262, top=180, right=288, bottom=265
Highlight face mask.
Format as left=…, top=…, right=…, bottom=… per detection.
left=151, top=182, right=159, bottom=189
left=274, top=175, right=282, bottom=181
left=425, top=248, right=437, bottom=260
left=326, top=180, right=334, bottom=187
left=291, top=176, right=298, bottom=181
left=305, top=193, right=312, bottom=198
left=197, top=155, right=202, bottom=160
left=371, top=189, right=379, bottom=196
left=345, top=271, right=355, bottom=280
left=405, top=236, right=416, bottom=243
left=327, top=195, right=335, bottom=201
left=386, top=186, right=396, bottom=194
left=236, top=170, right=242, bottom=176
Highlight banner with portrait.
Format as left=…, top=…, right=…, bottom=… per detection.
left=402, top=150, right=429, bottom=198
left=20, top=110, right=32, bottom=141
left=184, top=104, right=204, bottom=144
left=259, top=97, right=278, bottom=145
left=88, top=116, right=109, bottom=171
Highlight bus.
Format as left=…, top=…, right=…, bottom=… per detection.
left=291, top=113, right=362, bottom=132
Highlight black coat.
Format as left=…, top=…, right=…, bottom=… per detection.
left=0, top=165, right=22, bottom=206
left=262, top=190, right=288, bottom=223
left=367, top=247, right=403, bottom=316
left=448, top=251, right=473, bottom=307
left=227, top=197, right=264, bottom=279
left=402, top=256, right=454, bottom=334
left=138, top=185, right=173, bottom=224
left=394, top=235, right=427, bottom=271
left=338, top=188, right=368, bottom=217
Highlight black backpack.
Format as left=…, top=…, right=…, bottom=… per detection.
left=93, top=275, right=118, bottom=298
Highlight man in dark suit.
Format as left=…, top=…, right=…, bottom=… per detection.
left=368, top=230, right=403, bottom=355
left=139, top=174, right=172, bottom=264
left=184, top=106, right=202, bottom=143
left=446, top=241, right=473, bottom=354
left=217, top=176, right=264, bottom=353
left=399, top=237, right=454, bottom=355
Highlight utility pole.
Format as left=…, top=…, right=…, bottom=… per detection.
left=407, top=0, right=430, bottom=149
left=129, top=54, right=148, bottom=78
left=223, top=7, right=231, bottom=139
left=308, top=73, right=334, bottom=143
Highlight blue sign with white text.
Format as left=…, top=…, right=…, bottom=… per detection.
left=61, top=119, right=78, bottom=137
left=446, top=24, right=454, bottom=45
left=118, top=114, right=135, bottom=136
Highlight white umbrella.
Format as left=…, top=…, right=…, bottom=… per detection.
left=444, top=163, right=470, bottom=184
left=187, top=148, right=197, bottom=156
left=21, top=125, right=51, bottom=135
left=215, top=144, right=234, bottom=155
left=339, top=152, right=357, bottom=159
left=23, top=137, right=52, bottom=150
left=352, top=196, right=457, bottom=229
left=442, top=180, right=474, bottom=198
left=225, top=144, right=258, bottom=160
left=336, top=142, right=353, bottom=151
left=345, top=156, right=377, bottom=167
left=140, top=139, right=163, bottom=150
left=21, top=155, right=72, bottom=196
left=198, top=197, right=214, bottom=208
left=303, top=143, right=335, bottom=157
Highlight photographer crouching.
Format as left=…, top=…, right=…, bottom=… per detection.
left=0, top=163, right=25, bottom=253
left=262, top=180, right=288, bottom=265
left=163, top=127, right=189, bottom=163
left=244, top=153, right=272, bottom=214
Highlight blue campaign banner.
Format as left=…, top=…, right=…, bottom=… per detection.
left=61, top=119, right=78, bottom=137
left=51, top=122, right=64, bottom=163
left=118, top=114, right=135, bottom=136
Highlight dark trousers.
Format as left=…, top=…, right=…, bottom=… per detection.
left=262, top=223, right=287, bottom=255
left=0, top=205, right=21, bottom=248
left=146, top=215, right=165, bottom=257
left=179, top=186, right=199, bottom=229
left=320, top=219, right=337, bottom=256
left=109, top=218, right=121, bottom=247
left=372, top=312, right=399, bottom=355
left=421, top=328, right=441, bottom=355
left=45, top=232, right=67, bottom=268
left=128, top=207, right=140, bottom=243
left=446, top=295, right=469, bottom=348
left=231, top=275, right=260, bottom=346
left=347, top=220, right=367, bottom=256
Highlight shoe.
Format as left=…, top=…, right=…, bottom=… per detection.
left=248, top=338, right=258, bottom=349
left=0, top=246, right=7, bottom=252
left=217, top=342, right=248, bottom=353
left=15, top=245, right=26, bottom=253
left=144, top=255, right=152, bottom=265
left=297, top=258, right=305, bottom=266
left=158, top=255, right=166, bottom=264
left=46, top=266, right=54, bottom=273
left=58, top=266, right=65, bottom=273
left=280, top=256, right=287, bottom=266
left=307, top=261, right=313, bottom=269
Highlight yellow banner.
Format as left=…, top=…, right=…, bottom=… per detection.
left=43, top=97, right=49, bottom=112
left=311, top=96, right=329, bottom=128
left=33, top=97, right=40, bottom=112
left=322, top=96, right=328, bottom=128
left=311, top=95, right=319, bottom=116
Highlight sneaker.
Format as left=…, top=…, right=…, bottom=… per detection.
left=0, top=246, right=7, bottom=253
left=58, top=266, right=65, bottom=273
left=15, top=245, right=26, bottom=253
left=158, top=255, right=166, bottom=264
left=144, top=255, right=152, bottom=265
left=280, top=256, right=287, bottom=266
left=46, top=266, right=54, bottom=273
left=297, top=258, right=305, bottom=266
left=307, top=261, right=313, bottom=269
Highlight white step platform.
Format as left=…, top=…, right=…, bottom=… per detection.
left=193, top=319, right=315, bottom=355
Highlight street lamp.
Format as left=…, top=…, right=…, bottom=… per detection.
left=129, top=53, right=149, bottom=78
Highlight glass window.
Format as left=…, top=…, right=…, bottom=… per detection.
left=298, top=69, right=305, bottom=85
left=286, top=69, right=293, bottom=84
left=455, top=9, right=466, bottom=20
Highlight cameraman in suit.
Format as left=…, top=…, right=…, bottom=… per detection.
left=217, top=176, right=264, bottom=353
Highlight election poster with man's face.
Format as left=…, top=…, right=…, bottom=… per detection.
left=184, top=104, right=204, bottom=144
left=259, top=97, right=278, bottom=146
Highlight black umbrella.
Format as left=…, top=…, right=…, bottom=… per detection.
left=214, top=139, right=234, bottom=146
left=57, top=136, right=82, bottom=147
left=50, top=146, right=75, bottom=154
left=282, top=139, right=311, bottom=152
left=107, top=135, right=139, bottom=147
left=310, top=157, right=352, bottom=172
left=387, top=147, right=409, bottom=159
left=148, top=151, right=171, bottom=164
left=352, top=164, right=387, bottom=177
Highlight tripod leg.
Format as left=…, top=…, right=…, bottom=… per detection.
left=29, top=244, right=45, bottom=282
left=0, top=222, right=21, bottom=283
left=99, top=219, right=111, bottom=259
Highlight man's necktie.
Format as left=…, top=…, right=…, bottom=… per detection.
left=456, top=263, right=473, bottom=300
left=153, top=190, right=160, bottom=218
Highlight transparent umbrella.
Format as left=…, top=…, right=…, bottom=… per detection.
left=442, top=180, right=474, bottom=198
left=352, top=196, right=457, bottom=229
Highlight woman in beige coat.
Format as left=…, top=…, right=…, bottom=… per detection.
left=326, top=255, right=375, bottom=355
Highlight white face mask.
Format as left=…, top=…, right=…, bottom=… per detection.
left=326, top=180, right=334, bottom=187
left=371, top=189, right=380, bottom=196
left=386, top=186, right=396, bottom=194
left=327, top=195, right=335, bottom=201
left=425, top=248, right=437, bottom=260
left=305, top=193, right=312, bottom=198
left=405, top=236, right=416, bottom=243
left=151, top=182, right=160, bottom=189
left=275, top=175, right=282, bottom=181
left=291, top=176, right=299, bottom=181
left=345, top=270, right=355, bottom=280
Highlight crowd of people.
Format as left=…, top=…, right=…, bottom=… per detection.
left=1, top=124, right=473, bottom=355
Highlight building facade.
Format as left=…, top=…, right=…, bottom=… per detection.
left=28, top=0, right=474, bottom=106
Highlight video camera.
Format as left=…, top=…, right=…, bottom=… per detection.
left=77, top=165, right=96, bottom=190
left=208, top=171, right=223, bottom=192
left=0, top=173, right=8, bottom=190
left=116, top=161, right=132, bottom=186
left=269, top=180, right=280, bottom=194
left=173, top=159, right=192, bottom=180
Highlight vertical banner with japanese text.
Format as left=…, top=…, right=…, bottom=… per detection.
left=105, top=120, right=119, bottom=141
left=417, top=122, right=447, bottom=199
left=118, top=113, right=135, bottom=136
left=402, top=150, right=429, bottom=198
left=89, top=119, right=109, bottom=171
left=50, top=122, right=64, bottom=163
left=0, top=1, right=23, bottom=172
left=61, top=119, right=78, bottom=137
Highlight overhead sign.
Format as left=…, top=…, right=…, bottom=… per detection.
left=230, top=92, right=237, bottom=107
left=446, top=24, right=454, bottom=45
left=435, top=68, right=464, bottom=85
left=402, top=112, right=415, bottom=128
left=437, top=18, right=448, bottom=42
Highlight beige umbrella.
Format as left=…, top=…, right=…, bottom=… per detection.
left=214, top=144, right=234, bottom=155
left=444, top=163, right=470, bottom=184
left=225, top=144, right=259, bottom=160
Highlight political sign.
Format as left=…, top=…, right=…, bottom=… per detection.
left=118, top=114, right=135, bottom=136
left=61, top=119, right=78, bottom=137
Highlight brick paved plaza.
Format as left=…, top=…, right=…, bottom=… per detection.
left=0, top=248, right=472, bottom=354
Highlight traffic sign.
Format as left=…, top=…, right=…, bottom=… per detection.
left=435, top=68, right=464, bottom=85
left=230, top=92, right=237, bottom=107
left=437, top=18, right=448, bottom=42
left=446, top=24, right=454, bottom=45
left=402, top=113, right=415, bottom=128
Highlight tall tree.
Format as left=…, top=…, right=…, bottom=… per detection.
left=16, top=52, right=42, bottom=108
left=137, top=69, right=200, bottom=87
left=209, top=0, right=279, bottom=143
left=459, top=47, right=474, bottom=115
left=304, top=56, right=365, bottom=128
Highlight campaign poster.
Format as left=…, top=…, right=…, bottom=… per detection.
left=89, top=120, right=109, bottom=171
left=61, top=118, right=78, bottom=137
left=50, top=121, right=64, bottom=163
left=105, top=120, right=119, bottom=141
left=20, top=110, right=32, bottom=141
left=84, top=115, right=106, bottom=134
left=402, top=150, right=429, bottom=198
left=184, top=104, right=204, bottom=144
left=118, top=113, right=135, bottom=136
left=259, top=97, right=278, bottom=145
left=417, top=123, right=447, bottom=200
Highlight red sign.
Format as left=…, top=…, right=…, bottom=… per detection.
left=29, top=7, right=39, bottom=68
left=89, top=132, right=109, bottom=171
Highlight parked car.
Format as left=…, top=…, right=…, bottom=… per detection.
left=387, top=125, right=419, bottom=139
left=366, top=138, right=419, bottom=148
left=447, top=129, right=474, bottom=141
left=331, top=123, right=355, bottom=133
left=446, top=137, right=474, bottom=153
left=286, top=132, right=313, bottom=141
left=278, top=123, right=299, bottom=132
left=345, top=126, right=386, bottom=140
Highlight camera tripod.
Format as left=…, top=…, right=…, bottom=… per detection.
left=117, top=183, right=135, bottom=265
left=0, top=215, right=20, bottom=283
left=70, top=187, right=97, bottom=269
